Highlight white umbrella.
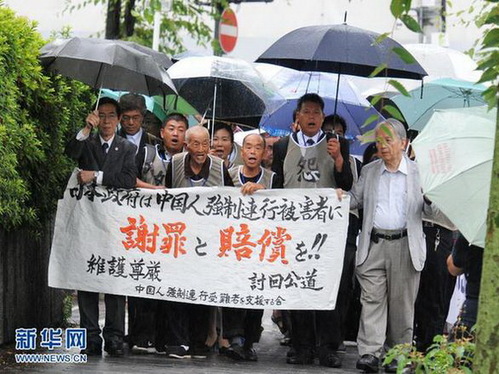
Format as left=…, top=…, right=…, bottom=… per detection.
left=412, top=106, right=496, bottom=248
left=350, top=44, right=482, bottom=97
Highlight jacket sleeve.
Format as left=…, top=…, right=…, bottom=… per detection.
left=348, top=163, right=368, bottom=211
left=65, top=134, right=86, bottom=162
left=333, top=137, right=353, bottom=190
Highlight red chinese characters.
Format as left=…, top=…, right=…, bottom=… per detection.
left=120, top=216, right=186, bottom=257
left=218, top=224, right=291, bottom=264
left=120, top=215, right=159, bottom=254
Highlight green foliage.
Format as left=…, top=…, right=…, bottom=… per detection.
left=66, top=0, right=219, bottom=56
left=384, top=334, right=475, bottom=373
left=0, top=5, right=93, bottom=230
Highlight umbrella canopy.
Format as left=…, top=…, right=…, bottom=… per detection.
left=412, top=106, right=496, bottom=248
left=115, top=40, right=173, bottom=69
left=404, top=44, right=481, bottom=82
left=254, top=63, right=384, bottom=156
left=256, top=24, right=427, bottom=79
left=167, top=56, right=283, bottom=127
left=350, top=44, right=483, bottom=97
left=392, top=78, right=487, bottom=131
left=40, top=37, right=177, bottom=96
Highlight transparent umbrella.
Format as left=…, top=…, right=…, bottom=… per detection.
left=167, top=56, right=284, bottom=127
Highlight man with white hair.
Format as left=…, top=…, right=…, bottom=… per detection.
left=339, top=119, right=435, bottom=373
left=163, top=125, right=233, bottom=359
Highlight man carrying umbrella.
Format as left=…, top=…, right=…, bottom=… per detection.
left=272, top=93, right=353, bottom=368
left=66, top=97, right=137, bottom=357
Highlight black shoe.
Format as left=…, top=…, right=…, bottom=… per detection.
left=226, top=344, right=246, bottom=361
left=81, top=342, right=102, bottom=357
left=319, top=351, right=342, bottom=368
left=383, top=359, right=398, bottom=373
left=244, top=347, right=258, bottom=362
left=104, top=341, right=124, bottom=357
left=188, top=344, right=210, bottom=359
left=356, top=354, right=379, bottom=373
left=167, top=345, right=191, bottom=359
left=131, top=340, right=156, bottom=354
left=286, top=349, right=313, bottom=365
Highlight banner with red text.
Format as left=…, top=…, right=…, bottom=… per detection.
left=49, top=170, right=350, bottom=310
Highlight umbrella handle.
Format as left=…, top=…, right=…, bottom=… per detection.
left=95, top=83, right=104, bottom=111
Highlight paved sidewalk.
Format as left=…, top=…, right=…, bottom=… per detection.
left=2, top=297, right=362, bottom=374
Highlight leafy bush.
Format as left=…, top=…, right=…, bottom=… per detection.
left=0, top=4, right=94, bottom=231
left=384, top=334, right=475, bottom=373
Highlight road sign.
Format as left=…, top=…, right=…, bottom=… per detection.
left=219, top=8, right=238, bottom=54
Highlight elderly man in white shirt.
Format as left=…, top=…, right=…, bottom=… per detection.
left=339, top=118, right=434, bottom=373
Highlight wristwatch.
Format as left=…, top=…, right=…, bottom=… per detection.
left=93, top=171, right=99, bottom=182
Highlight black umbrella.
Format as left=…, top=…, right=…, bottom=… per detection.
left=256, top=24, right=427, bottom=80
left=115, top=40, right=173, bottom=69
left=40, top=37, right=177, bottom=97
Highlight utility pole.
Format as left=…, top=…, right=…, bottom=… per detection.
left=152, top=0, right=173, bottom=51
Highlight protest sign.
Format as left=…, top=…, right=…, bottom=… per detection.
left=49, top=170, right=350, bottom=310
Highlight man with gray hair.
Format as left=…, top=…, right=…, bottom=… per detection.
left=338, top=119, right=435, bottom=373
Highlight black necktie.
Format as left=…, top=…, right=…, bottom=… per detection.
left=306, top=139, right=315, bottom=146
left=102, top=142, right=109, bottom=154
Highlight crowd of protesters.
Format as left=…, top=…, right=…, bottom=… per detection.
left=66, top=92, right=481, bottom=372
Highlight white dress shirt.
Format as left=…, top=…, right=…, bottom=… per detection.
left=297, top=130, right=323, bottom=147
left=373, top=156, right=408, bottom=230
left=126, top=128, right=142, bottom=154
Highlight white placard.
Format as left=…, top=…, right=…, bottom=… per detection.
left=49, top=170, right=350, bottom=310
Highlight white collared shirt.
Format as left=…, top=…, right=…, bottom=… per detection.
left=373, top=156, right=408, bottom=230
left=297, top=130, right=323, bottom=147
left=126, top=128, right=142, bottom=153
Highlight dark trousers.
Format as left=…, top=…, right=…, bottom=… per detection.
left=222, top=307, right=264, bottom=346
left=127, top=297, right=157, bottom=347
left=156, top=301, right=210, bottom=348
left=78, top=291, right=125, bottom=346
left=450, top=298, right=478, bottom=341
left=291, top=238, right=356, bottom=353
left=414, top=224, right=456, bottom=351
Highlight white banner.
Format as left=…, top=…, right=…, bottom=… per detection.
left=49, top=170, right=350, bottom=310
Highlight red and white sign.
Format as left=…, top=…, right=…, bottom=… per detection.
left=219, top=8, right=238, bottom=54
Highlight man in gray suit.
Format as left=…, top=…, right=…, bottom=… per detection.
left=66, top=97, right=137, bottom=357
left=339, top=119, right=434, bottom=373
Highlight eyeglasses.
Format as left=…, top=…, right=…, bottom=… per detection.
left=122, top=115, right=143, bottom=122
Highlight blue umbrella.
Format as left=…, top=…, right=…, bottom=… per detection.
left=255, top=64, right=385, bottom=156
left=392, top=78, right=487, bottom=131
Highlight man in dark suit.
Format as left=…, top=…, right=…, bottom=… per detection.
left=118, top=93, right=160, bottom=176
left=272, top=93, right=353, bottom=368
left=66, top=97, right=137, bottom=357
left=117, top=93, right=161, bottom=352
